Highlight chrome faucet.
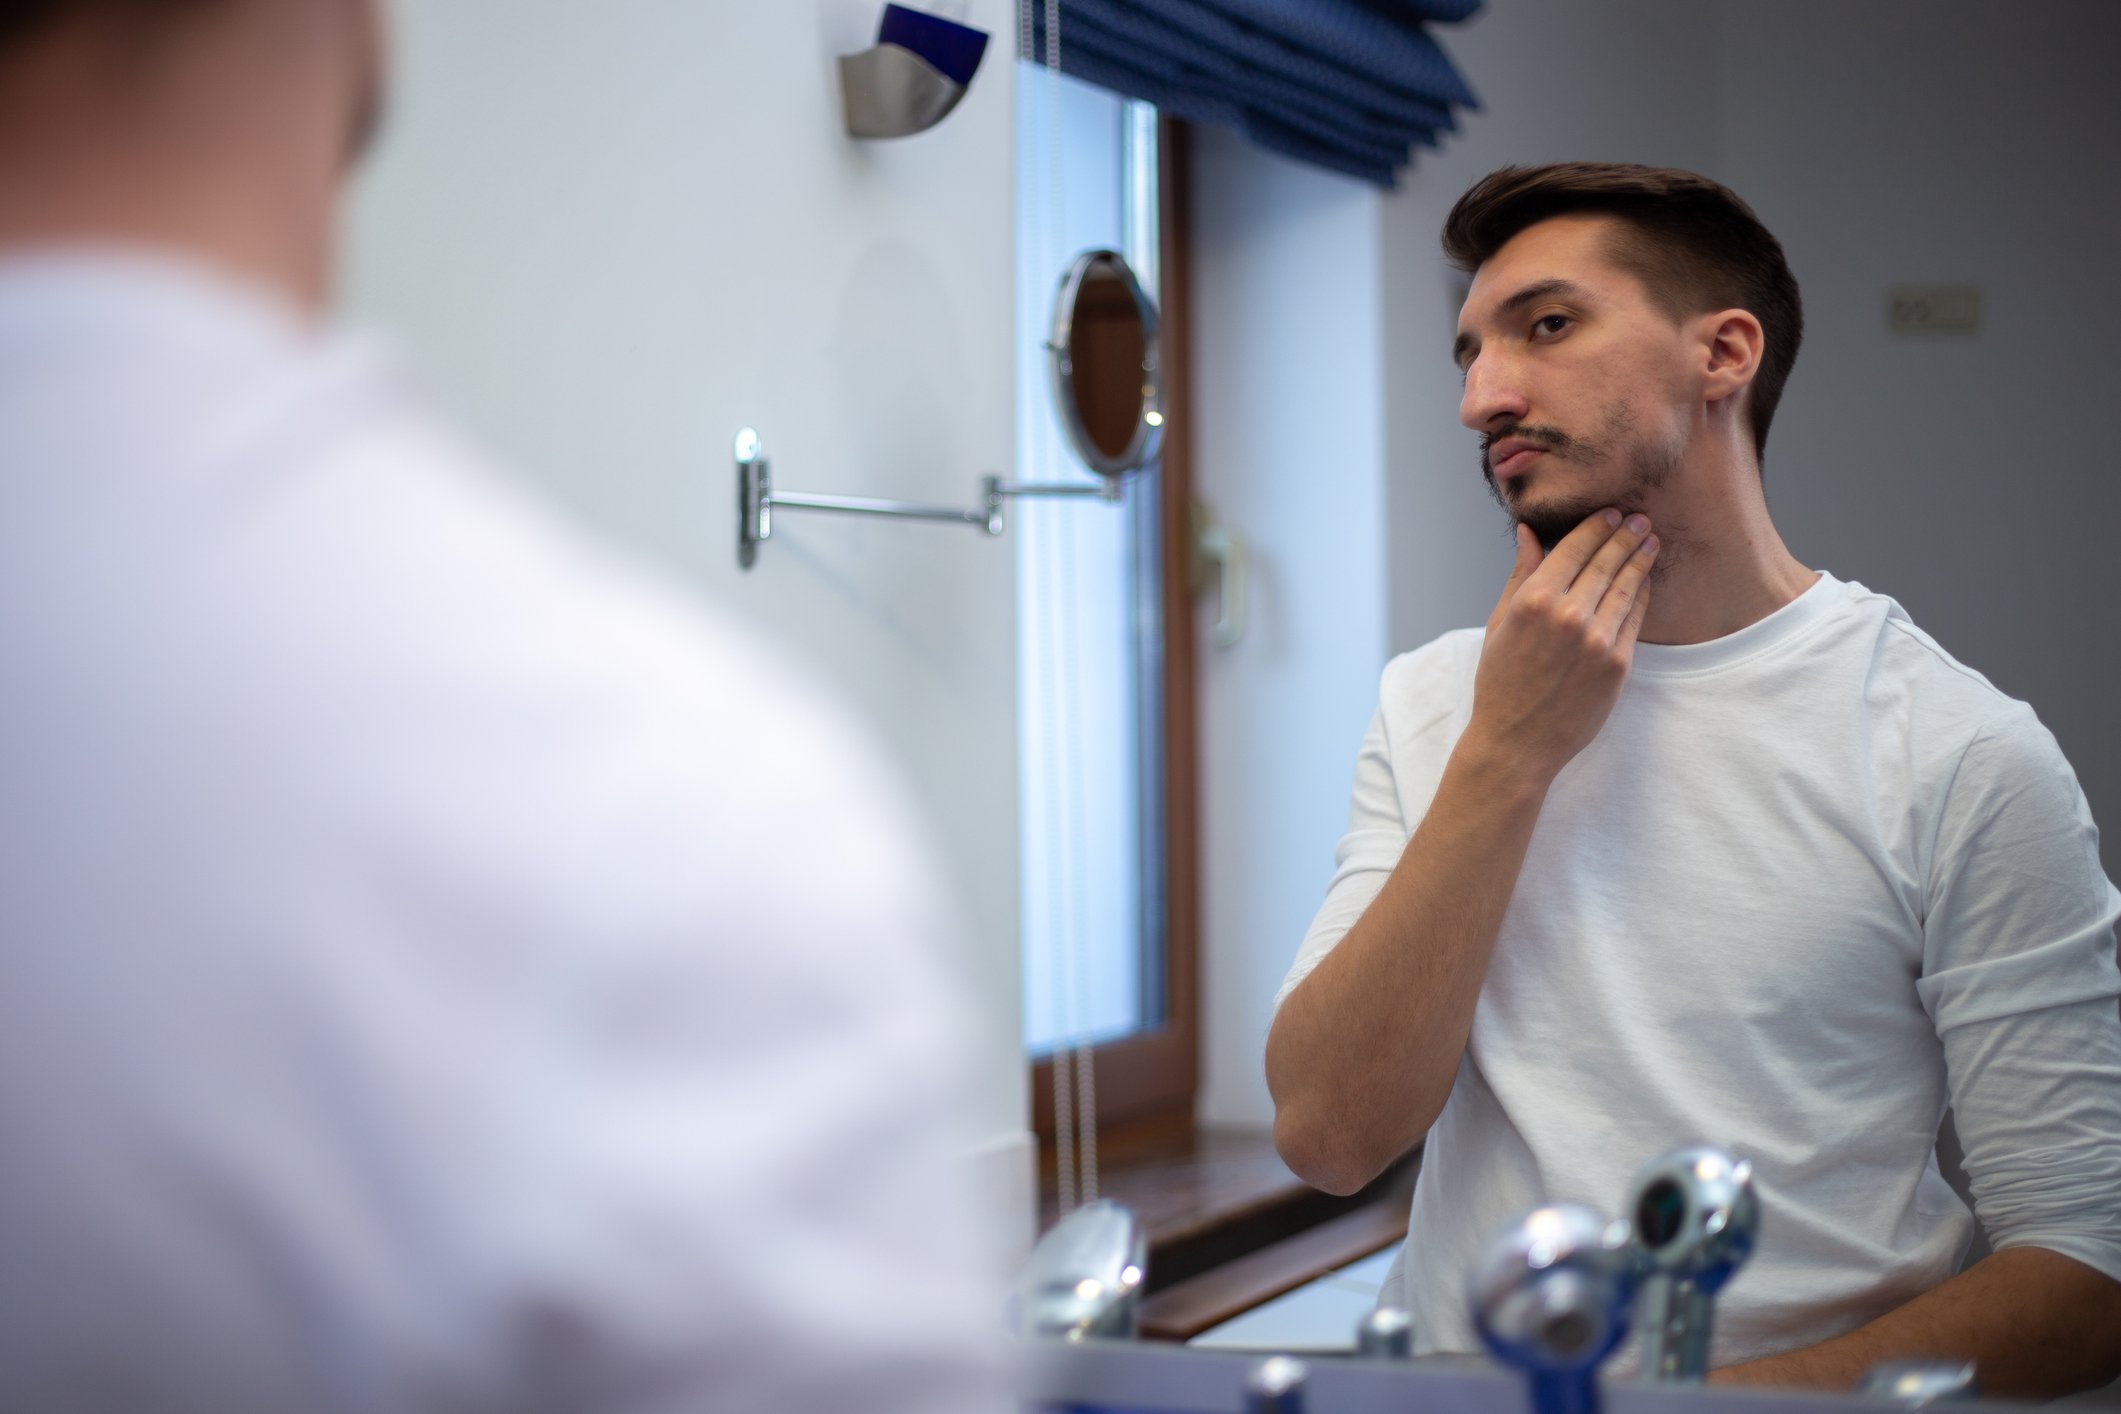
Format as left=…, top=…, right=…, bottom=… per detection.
left=1470, top=1203, right=1639, bottom=1414
left=1627, top=1145, right=1759, bottom=1382
left=1008, top=1199, right=1147, bottom=1342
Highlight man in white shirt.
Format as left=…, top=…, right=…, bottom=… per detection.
left=0, top=2, right=1005, bottom=1410
left=1265, top=163, right=2121, bottom=1398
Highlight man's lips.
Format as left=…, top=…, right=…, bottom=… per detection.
left=1489, top=441, right=1549, bottom=481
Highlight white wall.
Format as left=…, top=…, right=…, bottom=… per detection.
left=1710, top=0, right=2121, bottom=883
left=1190, top=126, right=1390, bottom=1128
left=343, top=2, right=1030, bottom=1215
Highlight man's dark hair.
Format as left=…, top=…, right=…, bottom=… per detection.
left=1442, top=162, right=1804, bottom=465
left=2, top=0, right=96, bottom=45
left=0, top=0, right=213, bottom=51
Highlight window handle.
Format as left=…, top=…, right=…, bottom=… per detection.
left=1191, top=500, right=1248, bottom=649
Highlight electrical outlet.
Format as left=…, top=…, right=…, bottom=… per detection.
left=1886, top=284, right=1981, bottom=335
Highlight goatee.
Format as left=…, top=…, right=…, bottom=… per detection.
left=1480, top=405, right=1679, bottom=552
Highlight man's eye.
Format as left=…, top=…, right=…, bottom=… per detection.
left=1533, top=314, right=1572, bottom=336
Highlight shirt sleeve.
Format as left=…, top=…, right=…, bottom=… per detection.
left=1916, top=704, right=2121, bottom=1284
left=1272, top=642, right=1470, bottom=1016
left=1272, top=704, right=1410, bottom=1015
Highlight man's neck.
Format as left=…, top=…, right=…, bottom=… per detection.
left=0, top=166, right=334, bottom=315
left=0, top=25, right=338, bottom=313
left=1633, top=446, right=1814, bottom=647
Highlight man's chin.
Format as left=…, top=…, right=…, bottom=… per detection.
left=1515, top=498, right=1608, bottom=553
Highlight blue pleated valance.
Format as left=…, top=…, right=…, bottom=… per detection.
left=1025, top=0, right=1483, bottom=187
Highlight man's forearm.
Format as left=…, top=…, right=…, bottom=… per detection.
left=1711, top=1248, right=2121, bottom=1401
left=1265, top=732, right=1550, bottom=1194
left=1268, top=510, right=1656, bottom=1195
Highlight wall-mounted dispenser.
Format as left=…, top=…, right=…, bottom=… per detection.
left=839, top=4, right=990, bottom=139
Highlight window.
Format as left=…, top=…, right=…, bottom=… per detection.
left=1015, top=64, right=1197, bottom=1142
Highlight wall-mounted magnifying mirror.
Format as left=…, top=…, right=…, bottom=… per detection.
left=1049, top=248, right=1163, bottom=479
left=732, top=248, right=1162, bottom=568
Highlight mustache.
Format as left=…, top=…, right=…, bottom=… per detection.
left=1480, top=423, right=1577, bottom=473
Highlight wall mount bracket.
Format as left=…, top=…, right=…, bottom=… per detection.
left=734, top=427, right=1118, bottom=570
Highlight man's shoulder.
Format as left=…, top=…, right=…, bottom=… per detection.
left=1832, top=579, right=2036, bottom=736
left=1383, top=625, right=1485, bottom=678
left=1807, top=580, right=2090, bottom=823
left=1373, top=626, right=1485, bottom=734
left=5, top=280, right=922, bottom=916
left=312, top=403, right=906, bottom=838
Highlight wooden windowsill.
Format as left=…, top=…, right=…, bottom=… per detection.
left=1138, top=1199, right=1409, bottom=1343
left=1036, top=1119, right=1418, bottom=1338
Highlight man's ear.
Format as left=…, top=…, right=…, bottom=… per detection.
left=1699, top=308, right=1765, bottom=408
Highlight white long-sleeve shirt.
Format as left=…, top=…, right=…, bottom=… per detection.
left=0, top=252, right=1007, bottom=1413
left=1278, top=570, right=2121, bottom=1369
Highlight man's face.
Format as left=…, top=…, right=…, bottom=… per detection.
left=1453, top=214, right=1696, bottom=551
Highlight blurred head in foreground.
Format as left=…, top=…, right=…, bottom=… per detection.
left=0, top=5, right=1009, bottom=1411
left=0, top=0, right=385, bottom=304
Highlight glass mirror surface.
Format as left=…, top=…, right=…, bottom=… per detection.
left=1050, top=247, right=1162, bottom=479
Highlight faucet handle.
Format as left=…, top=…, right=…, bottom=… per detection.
left=1245, top=1355, right=1309, bottom=1414
left=1629, top=1145, right=1758, bottom=1287
left=1628, top=1145, right=1759, bottom=1381
left=1470, top=1204, right=1638, bottom=1414
left=1356, top=1306, right=1413, bottom=1359
left=1857, top=1360, right=1979, bottom=1407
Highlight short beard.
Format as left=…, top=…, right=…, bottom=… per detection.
left=1481, top=402, right=1682, bottom=553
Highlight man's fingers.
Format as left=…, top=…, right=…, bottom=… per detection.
left=1568, top=512, right=1654, bottom=606
left=1590, top=533, right=1659, bottom=641
left=1524, top=508, right=1626, bottom=589
left=1596, top=535, right=1659, bottom=648
left=1487, top=522, right=1544, bottom=629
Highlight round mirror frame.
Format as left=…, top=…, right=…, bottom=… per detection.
left=1047, top=248, right=1164, bottom=480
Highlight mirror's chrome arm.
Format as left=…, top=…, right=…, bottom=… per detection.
left=981, top=475, right=1123, bottom=533
left=769, top=489, right=994, bottom=527
left=736, top=426, right=999, bottom=569
left=736, top=429, right=1132, bottom=570
left=985, top=478, right=1122, bottom=500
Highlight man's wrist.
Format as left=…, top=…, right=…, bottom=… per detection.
left=1447, top=727, right=1556, bottom=805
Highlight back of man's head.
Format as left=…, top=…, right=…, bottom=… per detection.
left=1441, top=162, right=1804, bottom=464
left=3, top=0, right=112, bottom=44
left=0, top=0, right=383, bottom=308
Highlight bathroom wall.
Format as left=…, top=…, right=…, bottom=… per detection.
left=343, top=1, right=1031, bottom=1223
left=1188, top=126, right=1392, bottom=1128
left=1709, top=0, right=2121, bottom=884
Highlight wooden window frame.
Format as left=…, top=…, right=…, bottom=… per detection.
left=1031, top=116, right=1199, bottom=1143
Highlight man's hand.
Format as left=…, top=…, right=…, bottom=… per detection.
left=1467, top=510, right=1659, bottom=785
left=1266, top=508, right=1659, bottom=1192
left=1266, top=509, right=1656, bottom=1189
left=1708, top=1248, right=2121, bottom=1400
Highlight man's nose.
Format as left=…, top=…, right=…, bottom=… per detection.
left=1460, top=354, right=1530, bottom=433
